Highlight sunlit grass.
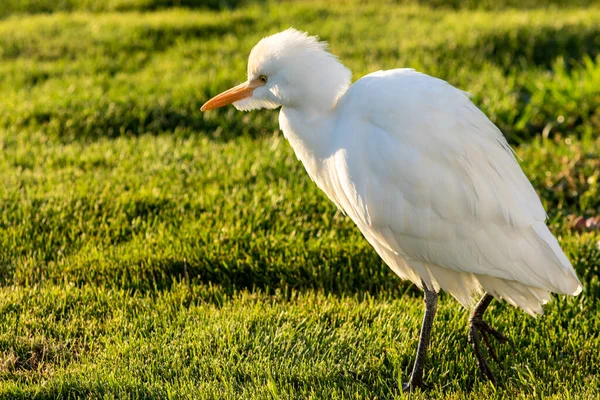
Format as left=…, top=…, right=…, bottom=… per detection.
left=0, top=1, right=598, bottom=398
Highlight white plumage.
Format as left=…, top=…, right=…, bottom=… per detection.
left=202, top=28, right=582, bottom=317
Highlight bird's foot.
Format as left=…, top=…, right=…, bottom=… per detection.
left=468, top=316, right=511, bottom=383
left=402, top=377, right=432, bottom=392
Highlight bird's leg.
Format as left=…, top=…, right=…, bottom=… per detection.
left=403, top=280, right=438, bottom=392
left=468, top=293, right=510, bottom=384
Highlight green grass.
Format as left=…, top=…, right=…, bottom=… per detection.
left=0, top=0, right=599, bottom=398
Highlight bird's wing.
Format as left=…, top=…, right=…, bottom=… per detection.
left=332, top=69, right=581, bottom=297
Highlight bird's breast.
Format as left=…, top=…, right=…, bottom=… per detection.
left=278, top=108, right=346, bottom=210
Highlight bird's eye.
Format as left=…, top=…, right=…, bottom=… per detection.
left=259, top=75, right=268, bottom=84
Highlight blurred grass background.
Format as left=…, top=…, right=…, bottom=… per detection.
left=0, top=0, right=599, bottom=398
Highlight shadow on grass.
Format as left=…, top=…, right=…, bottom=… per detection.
left=0, top=14, right=255, bottom=61
left=118, top=240, right=595, bottom=303
left=15, top=102, right=278, bottom=143
left=0, top=0, right=265, bottom=19
left=464, top=23, right=600, bottom=72
left=371, top=22, right=600, bottom=74
left=1, top=240, right=421, bottom=302
left=76, top=245, right=421, bottom=301
left=126, top=0, right=266, bottom=12
left=8, top=97, right=280, bottom=144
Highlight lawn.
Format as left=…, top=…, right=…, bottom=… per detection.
left=0, top=0, right=599, bottom=398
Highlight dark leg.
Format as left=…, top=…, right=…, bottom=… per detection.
left=403, top=280, right=438, bottom=392
left=468, top=293, right=510, bottom=384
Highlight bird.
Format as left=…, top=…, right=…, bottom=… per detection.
left=201, top=28, right=583, bottom=390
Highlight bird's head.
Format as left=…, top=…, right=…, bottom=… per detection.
left=201, top=28, right=351, bottom=113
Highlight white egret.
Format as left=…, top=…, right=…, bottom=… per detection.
left=201, top=28, right=582, bottom=389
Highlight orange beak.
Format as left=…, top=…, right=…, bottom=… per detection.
left=201, top=79, right=264, bottom=111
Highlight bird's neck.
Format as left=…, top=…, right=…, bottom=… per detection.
left=279, top=106, right=338, bottom=180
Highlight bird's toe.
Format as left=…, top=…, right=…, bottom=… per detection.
left=468, top=317, right=509, bottom=383
left=402, top=380, right=432, bottom=392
